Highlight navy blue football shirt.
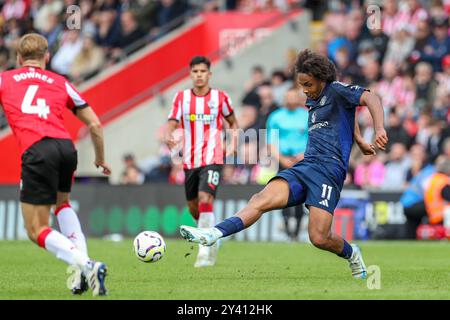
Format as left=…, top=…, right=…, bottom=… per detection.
left=304, top=81, right=368, bottom=179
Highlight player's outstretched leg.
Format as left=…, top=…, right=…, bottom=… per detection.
left=22, top=203, right=108, bottom=296
left=308, top=207, right=367, bottom=279
left=180, top=179, right=290, bottom=245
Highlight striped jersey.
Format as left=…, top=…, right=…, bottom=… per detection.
left=168, top=88, right=234, bottom=169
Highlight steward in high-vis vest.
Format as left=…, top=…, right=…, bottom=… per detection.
left=424, top=159, right=450, bottom=224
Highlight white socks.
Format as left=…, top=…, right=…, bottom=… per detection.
left=198, top=212, right=215, bottom=256
left=38, top=228, right=91, bottom=273
left=55, top=204, right=88, bottom=255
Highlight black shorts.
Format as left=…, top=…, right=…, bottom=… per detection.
left=21, top=138, right=77, bottom=205
left=184, top=164, right=222, bottom=201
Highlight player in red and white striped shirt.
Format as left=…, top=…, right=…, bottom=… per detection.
left=166, top=56, right=239, bottom=267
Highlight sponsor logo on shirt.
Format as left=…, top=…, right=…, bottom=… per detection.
left=308, top=121, right=329, bottom=132
left=186, top=113, right=217, bottom=123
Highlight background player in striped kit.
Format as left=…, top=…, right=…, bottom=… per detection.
left=165, top=56, right=239, bottom=267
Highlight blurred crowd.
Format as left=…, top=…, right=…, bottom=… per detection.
left=0, top=0, right=448, bottom=191
left=121, top=0, right=450, bottom=192
left=0, top=0, right=232, bottom=130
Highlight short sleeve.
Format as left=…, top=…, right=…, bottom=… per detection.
left=221, top=92, right=234, bottom=117
left=332, top=81, right=368, bottom=109
left=65, top=81, right=88, bottom=114
left=168, top=91, right=182, bottom=121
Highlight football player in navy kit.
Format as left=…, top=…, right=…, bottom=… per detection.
left=180, top=49, right=388, bottom=279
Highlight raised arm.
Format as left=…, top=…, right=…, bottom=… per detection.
left=359, top=91, right=388, bottom=151
left=75, top=106, right=111, bottom=175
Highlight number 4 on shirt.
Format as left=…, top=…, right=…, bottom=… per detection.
left=21, top=85, right=50, bottom=119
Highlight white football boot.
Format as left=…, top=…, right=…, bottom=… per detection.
left=348, top=244, right=367, bottom=279
left=85, top=261, right=108, bottom=296
left=180, top=226, right=221, bottom=246
left=70, top=265, right=88, bottom=295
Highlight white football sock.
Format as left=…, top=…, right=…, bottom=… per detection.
left=38, top=228, right=92, bottom=273
left=197, top=211, right=217, bottom=261
left=198, top=211, right=215, bottom=228
left=55, top=204, right=88, bottom=255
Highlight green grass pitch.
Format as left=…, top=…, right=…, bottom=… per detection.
left=1, top=239, right=449, bottom=299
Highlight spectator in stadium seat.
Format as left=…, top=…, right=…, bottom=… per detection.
left=2, top=0, right=28, bottom=21
left=433, top=86, right=450, bottom=121
left=361, top=21, right=389, bottom=63
left=381, top=0, right=405, bottom=37
left=33, top=0, right=64, bottom=33
left=121, top=165, right=145, bottom=185
left=50, top=29, right=83, bottom=77
left=152, top=0, right=190, bottom=38
left=409, top=20, right=432, bottom=65
left=120, top=153, right=146, bottom=185
left=334, top=46, right=364, bottom=84
left=242, top=65, right=267, bottom=107
left=406, top=143, right=429, bottom=183
left=385, top=108, right=413, bottom=152
left=403, top=0, right=429, bottom=32
left=356, top=40, right=380, bottom=69
left=271, top=70, right=292, bottom=107
left=384, top=23, right=415, bottom=66
left=69, top=34, right=106, bottom=84
left=128, top=0, right=159, bottom=33
left=414, top=111, right=433, bottom=146
left=354, top=154, right=385, bottom=190
left=442, top=137, right=450, bottom=158
left=41, top=12, right=63, bottom=54
left=254, top=84, right=279, bottom=130
left=421, top=16, right=450, bottom=72
left=145, top=155, right=172, bottom=182
left=382, top=142, right=412, bottom=189
left=376, top=60, right=416, bottom=113
left=96, top=0, right=121, bottom=11
left=109, top=10, right=146, bottom=61
left=359, top=58, right=380, bottom=88
left=425, top=119, right=449, bottom=163
left=414, top=62, right=438, bottom=112
left=239, top=104, right=258, bottom=131
left=95, top=9, right=122, bottom=53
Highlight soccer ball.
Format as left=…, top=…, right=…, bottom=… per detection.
left=133, top=231, right=166, bottom=263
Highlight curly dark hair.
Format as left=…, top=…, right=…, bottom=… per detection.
left=295, top=49, right=336, bottom=82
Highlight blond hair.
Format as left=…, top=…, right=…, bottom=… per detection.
left=17, top=33, right=48, bottom=61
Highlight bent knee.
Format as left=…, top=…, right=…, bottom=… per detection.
left=309, top=232, right=329, bottom=249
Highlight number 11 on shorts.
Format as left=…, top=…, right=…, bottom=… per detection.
left=321, top=184, right=332, bottom=200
